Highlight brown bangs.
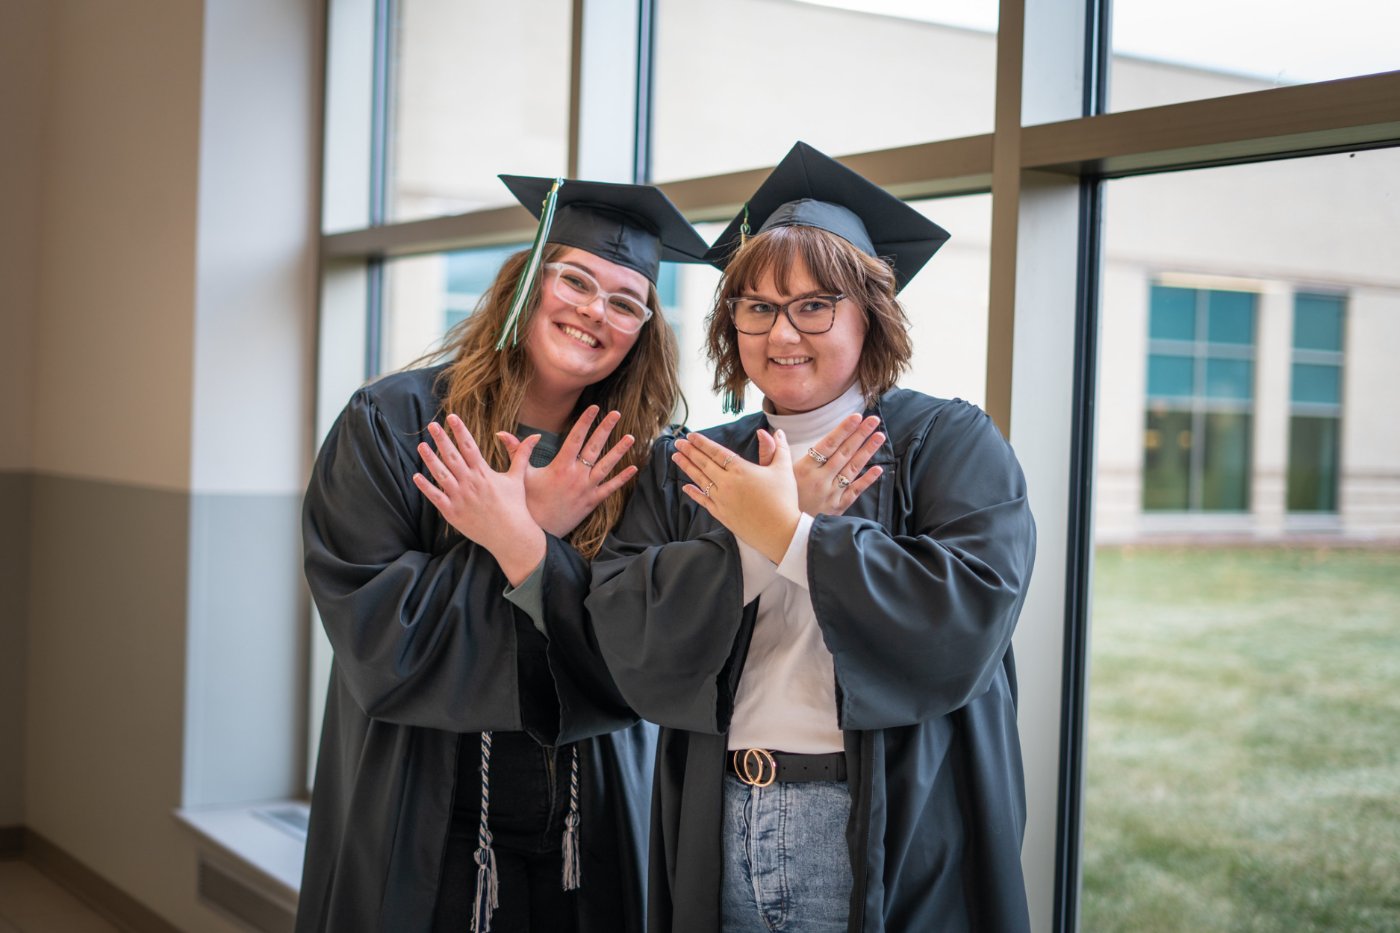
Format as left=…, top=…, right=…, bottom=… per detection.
left=706, top=225, right=913, bottom=413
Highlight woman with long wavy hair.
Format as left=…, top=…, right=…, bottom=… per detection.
left=297, top=176, right=706, bottom=933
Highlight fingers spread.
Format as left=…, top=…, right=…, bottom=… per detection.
left=446, top=414, right=485, bottom=468
left=594, top=433, right=636, bottom=476
left=679, top=432, right=734, bottom=473
left=580, top=409, right=623, bottom=465
left=559, top=404, right=601, bottom=461
left=842, top=430, right=886, bottom=478
left=595, top=464, right=639, bottom=501
left=813, top=413, right=864, bottom=462
left=508, top=434, right=542, bottom=474
left=837, top=465, right=883, bottom=511
left=671, top=449, right=712, bottom=490
left=412, top=472, right=449, bottom=509
left=417, top=441, right=455, bottom=491
left=427, top=422, right=467, bottom=479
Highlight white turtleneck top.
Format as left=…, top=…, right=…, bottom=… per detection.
left=727, top=382, right=867, bottom=754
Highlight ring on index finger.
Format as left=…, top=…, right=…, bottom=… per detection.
left=807, top=447, right=829, bottom=465
left=721, top=454, right=735, bottom=470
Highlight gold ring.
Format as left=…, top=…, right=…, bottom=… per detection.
left=703, top=481, right=716, bottom=497
left=836, top=474, right=852, bottom=488
left=578, top=456, right=594, bottom=468
left=807, top=448, right=829, bottom=464
left=721, top=454, right=735, bottom=469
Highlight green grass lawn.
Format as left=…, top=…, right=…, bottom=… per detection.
left=1082, top=546, right=1400, bottom=933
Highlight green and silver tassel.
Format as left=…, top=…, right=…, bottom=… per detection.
left=495, top=177, right=565, bottom=351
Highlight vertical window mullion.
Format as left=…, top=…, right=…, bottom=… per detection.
left=364, top=0, right=397, bottom=378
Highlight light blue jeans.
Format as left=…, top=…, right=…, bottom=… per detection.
left=721, top=774, right=853, bottom=932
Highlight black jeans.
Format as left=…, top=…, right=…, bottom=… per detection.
left=432, top=730, right=578, bottom=933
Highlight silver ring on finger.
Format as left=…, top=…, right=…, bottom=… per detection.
left=807, top=447, right=829, bottom=465
left=578, top=456, right=595, bottom=468
left=836, top=474, right=852, bottom=488
left=721, top=454, right=735, bottom=470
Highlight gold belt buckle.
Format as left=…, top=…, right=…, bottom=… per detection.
left=733, top=748, right=777, bottom=787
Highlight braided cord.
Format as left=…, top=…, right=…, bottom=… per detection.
left=471, top=731, right=499, bottom=932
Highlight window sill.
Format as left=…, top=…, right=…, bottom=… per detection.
left=175, top=800, right=306, bottom=928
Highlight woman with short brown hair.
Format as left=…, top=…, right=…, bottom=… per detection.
left=590, top=143, right=1037, bottom=933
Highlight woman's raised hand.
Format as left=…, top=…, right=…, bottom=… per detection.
left=791, top=413, right=885, bottom=516
left=672, top=430, right=801, bottom=564
left=412, top=414, right=545, bottom=585
left=497, top=405, right=639, bottom=538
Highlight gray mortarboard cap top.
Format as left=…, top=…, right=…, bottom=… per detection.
left=500, top=175, right=709, bottom=284
left=703, top=141, right=951, bottom=293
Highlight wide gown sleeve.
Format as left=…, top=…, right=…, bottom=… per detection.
left=304, top=388, right=636, bottom=739
left=586, top=434, right=749, bottom=734
left=809, top=400, right=1036, bottom=730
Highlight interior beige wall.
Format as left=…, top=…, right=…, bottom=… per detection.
left=29, top=0, right=201, bottom=491
left=0, top=0, right=48, bottom=833
left=16, top=0, right=317, bottom=930
left=0, top=0, right=45, bottom=475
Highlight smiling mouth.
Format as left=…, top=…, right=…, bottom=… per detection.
left=558, top=323, right=600, bottom=348
left=770, top=356, right=813, bottom=366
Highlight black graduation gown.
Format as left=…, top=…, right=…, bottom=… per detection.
left=587, top=388, right=1036, bottom=933
left=297, top=366, right=654, bottom=933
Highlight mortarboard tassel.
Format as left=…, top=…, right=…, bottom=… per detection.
left=562, top=743, right=582, bottom=891
left=496, top=178, right=565, bottom=350
left=738, top=202, right=751, bottom=246
left=472, top=731, right=499, bottom=932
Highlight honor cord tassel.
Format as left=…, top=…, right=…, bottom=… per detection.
left=471, top=731, right=499, bottom=932
left=562, top=744, right=581, bottom=890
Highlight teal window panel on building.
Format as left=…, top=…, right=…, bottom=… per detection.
left=1293, top=293, right=1345, bottom=351
left=1147, top=353, right=1195, bottom=398
left=1142, top=282, right=1258, bottom=512
left=1149, top=285, right=1197, bottom=341
left=1204, top=358, right=1254, bottom=400
left=1291, top=363, right=1342, bottom=405
left=1206, top=289, right=1256, bottom=344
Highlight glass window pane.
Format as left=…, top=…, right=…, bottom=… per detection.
left=1287, top=416, right=1341, bottom=512
left=652, top=0, right=997, bottom=182
left=1108, top=1, right=1400, bottom=113
left=1201, top=411, right=1251, bottom=510
left=1143, top=409, right=1192, bottom=510
left=390, top=0, right=571, bottom=222
left=1147, top=354, right=1195, bottom=398
left=1291, top=362, right=1342, bottom=405
left=1091, top=150, right=1400, bottom=933
left=1206, top=290, right=1255, bottom=345
left=1294, top=294, right=1345, bottom=351
left=1149, top=285, right=1197, bottom=341
left=1204, top=358, right=1253, bottom=400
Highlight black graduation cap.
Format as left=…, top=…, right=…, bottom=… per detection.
left=500, top=175, right=708, bottom=284
left=703, top=142, right=951, bottom=293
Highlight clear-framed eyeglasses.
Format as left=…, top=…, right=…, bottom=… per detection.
left=544, top=262, right=654, bottom=334
left=726, top=294, right=846, bottom=335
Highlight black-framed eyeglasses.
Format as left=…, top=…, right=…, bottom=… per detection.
left=726, top=294, right=845, bottom=335
left=544, top=262, right=654, bottom=334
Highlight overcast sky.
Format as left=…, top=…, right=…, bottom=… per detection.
left=798, top=0, right=1400, bottom=84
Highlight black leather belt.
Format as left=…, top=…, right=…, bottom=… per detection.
left=727, top=749, right=847, bottom=786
